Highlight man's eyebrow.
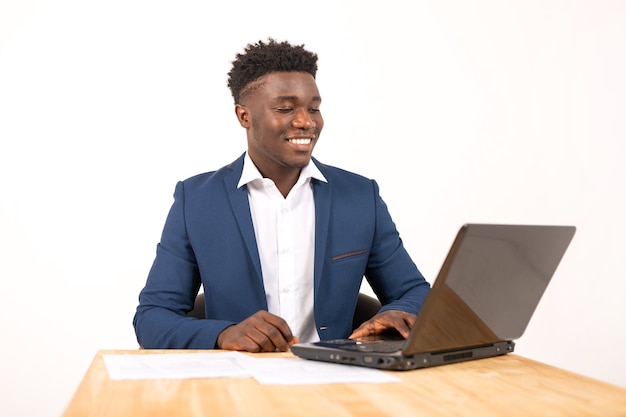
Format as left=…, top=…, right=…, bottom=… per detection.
left=272, top=95, right=322, bottom=103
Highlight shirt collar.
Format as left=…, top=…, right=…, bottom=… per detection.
left=238, top=152, right=327, bottom=189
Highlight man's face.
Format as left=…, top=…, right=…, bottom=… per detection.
left=236, top=71, right=324, bottom=178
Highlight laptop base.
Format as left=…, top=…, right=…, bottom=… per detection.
left=291, top=341, right=515, bottom=371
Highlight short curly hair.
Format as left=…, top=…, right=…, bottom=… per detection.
left=227, top=38, right=318, bottom=104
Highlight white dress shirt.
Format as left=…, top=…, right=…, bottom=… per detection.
left=237, top=153, right=327, bottom=343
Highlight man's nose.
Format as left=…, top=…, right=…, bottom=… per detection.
left=291, top=108, right=314, bottom=129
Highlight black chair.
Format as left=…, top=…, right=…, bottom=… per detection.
left=188, top=292, right=381, bottom=332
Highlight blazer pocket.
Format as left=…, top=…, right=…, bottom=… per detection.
left=331, top=249, right=368, bottom=262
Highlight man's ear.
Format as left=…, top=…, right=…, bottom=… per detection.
left=235, top=104, right=250, bottom=128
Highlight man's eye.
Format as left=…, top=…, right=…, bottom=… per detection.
left=277, top=108, right=294, bottom=113
left=309, top=108, right=321, bottom=113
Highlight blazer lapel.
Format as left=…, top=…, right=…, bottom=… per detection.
left=223, top=155, right=263, bottom=285
left=312, top=159, right=331, bottom=296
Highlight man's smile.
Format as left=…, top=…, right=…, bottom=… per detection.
left=287, top=138, right=313, bottom=145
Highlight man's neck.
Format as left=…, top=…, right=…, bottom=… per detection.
left=250, top=160, right=302, bottom=198
left=267, top=169, right=301, bottom=198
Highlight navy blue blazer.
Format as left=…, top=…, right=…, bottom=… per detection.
left=134, top=154, right=430, bottom=348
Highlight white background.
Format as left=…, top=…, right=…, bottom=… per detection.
left=1, top=1, right=625, bottom=416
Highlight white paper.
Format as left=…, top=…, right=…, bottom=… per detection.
left=235, top=355, right=401, bottom=385
left=103, top=352, right=250, bottom=380
left=102, top=352, right=400, bottom=385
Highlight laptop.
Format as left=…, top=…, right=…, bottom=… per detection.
left=291, top=223, right=576, bottom=370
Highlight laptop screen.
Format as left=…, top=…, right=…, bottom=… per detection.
left=405, top=224, right=576, bottom=355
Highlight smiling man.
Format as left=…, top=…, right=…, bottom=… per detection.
left=133, top=39, right=430, bottom=352
left=235, top=71, right=323, bottom=197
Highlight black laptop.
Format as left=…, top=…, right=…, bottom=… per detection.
left=291, top=223, right=576, bottom=370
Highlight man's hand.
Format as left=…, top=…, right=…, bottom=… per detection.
left=216, top=310, right=299, bottom=352
left=349, top=310, right=416, bottom=340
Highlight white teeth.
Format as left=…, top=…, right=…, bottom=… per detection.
left=289, top=138, right=312, bottom=145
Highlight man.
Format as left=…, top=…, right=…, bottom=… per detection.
left=134, top=39, right=430, bottom=352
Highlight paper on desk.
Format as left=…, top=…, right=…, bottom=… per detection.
left=235, top=355, right=401, bottom=385
left=103, top=352, right=400, bottom=384
left=103, top=352, right=250, bottom=380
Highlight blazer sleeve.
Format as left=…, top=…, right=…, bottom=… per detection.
left=365, top=180, right=430, bottom=314
left=133, top=181, right=234, bottom=349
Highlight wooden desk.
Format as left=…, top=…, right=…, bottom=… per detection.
left=63, top=349, right=626, bottom=417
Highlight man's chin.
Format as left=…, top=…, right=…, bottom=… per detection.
left=285, top=155, right=313, bottom=168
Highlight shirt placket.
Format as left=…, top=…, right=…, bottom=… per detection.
left=276, top=199, right=296, bottom=328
